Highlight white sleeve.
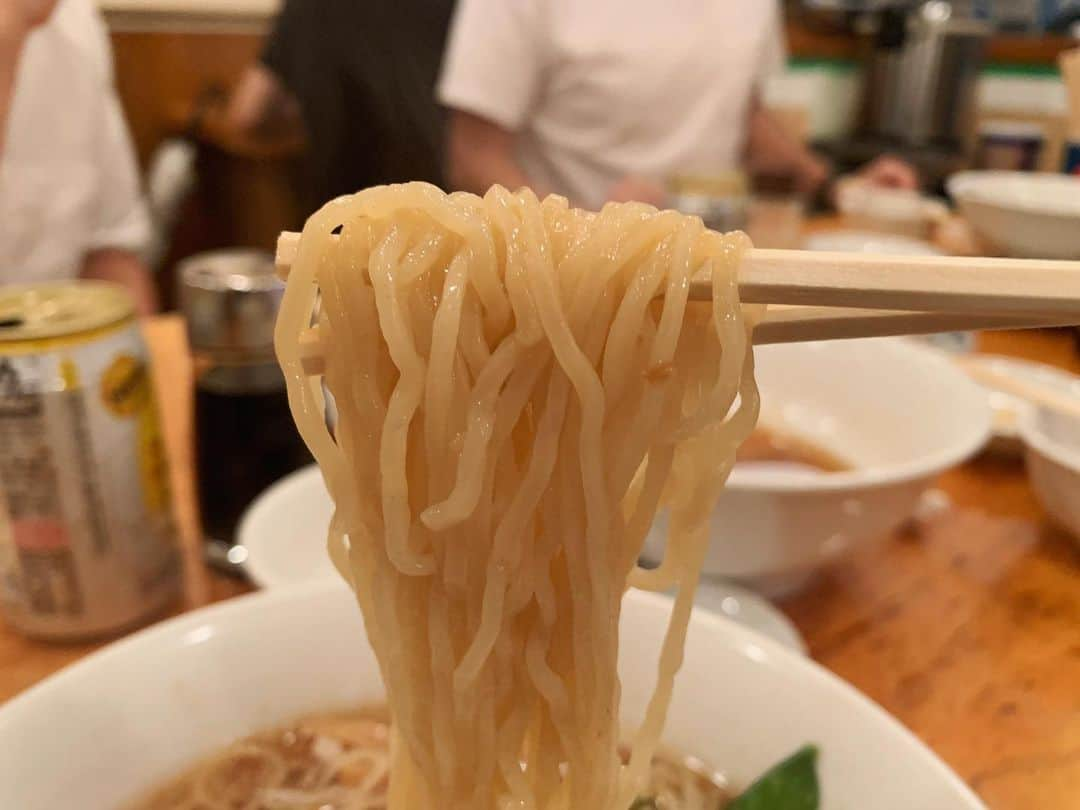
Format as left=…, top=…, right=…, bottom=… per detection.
left=436, top=0, right=548, bottom=131
left=755, top=2, right=788, bottom=92
left=86, top=81, right=152, bottom=256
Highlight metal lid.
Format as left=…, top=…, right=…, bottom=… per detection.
left=179, top=249, right=282, bottom=360
left=911, top=2, right=991, bottom=36
left=0, top=281, right=134, bottom=342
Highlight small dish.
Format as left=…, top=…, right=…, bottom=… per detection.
left=960, top=355, right=1080, bottom=457
left=1018, top=405, right=1080, bottom=543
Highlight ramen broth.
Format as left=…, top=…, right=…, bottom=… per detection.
left=127, top=707, right=731, bottom=810
left=736, top=426, right=851, bottom=473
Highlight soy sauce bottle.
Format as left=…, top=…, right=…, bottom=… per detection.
left=180, top=250, right=311, bottom=574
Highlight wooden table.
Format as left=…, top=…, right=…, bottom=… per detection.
left=1, top=316, right=1078, bottom=809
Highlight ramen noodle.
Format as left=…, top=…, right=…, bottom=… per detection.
left=275, top=183, right=761, bottom=809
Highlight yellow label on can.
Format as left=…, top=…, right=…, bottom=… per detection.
left=100, top=355, right=148, bottom=418
left=99, top=354, right=170, bottom=515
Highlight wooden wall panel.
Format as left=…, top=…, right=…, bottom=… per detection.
left=110, top=31, right=264, bottom=165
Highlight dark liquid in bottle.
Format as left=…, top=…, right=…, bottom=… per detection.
left=194, top=364, right=312, bottom=546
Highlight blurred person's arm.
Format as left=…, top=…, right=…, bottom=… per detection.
left=225, top=62, right=303, bottom=141
left=746, top=5, right=916, bottom=199
left=81, top=249, right=157, bottom=315
left=745, top=100, right=831, bottom=194
left=83, top=52, right=158, bottom=314
left=446, top=110, right=534, bottom=196
left=744, top=5, right=832, bottom=196
left=747, top=102, right=918, bottom=196
left=438, top=0, right=546, bottom=194
left=225, top=0, right=307, bottom=144
left=0, top=0, right=58, bottom=154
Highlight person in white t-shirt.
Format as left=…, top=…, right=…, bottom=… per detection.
left=438, top=0, right=915, bottom=210
left=0, top=0, right=157, bottom=313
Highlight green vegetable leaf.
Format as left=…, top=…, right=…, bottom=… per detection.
left=727, top=745, right=819, bottom=810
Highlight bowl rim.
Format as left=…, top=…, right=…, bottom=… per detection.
left=1016, top=404, right=1080, bottom=471
left=0, top=580, right=986, bottom=810
left=727, top=339, right=992, bottom=493
left=947, top=171, right=1080, bottom=220
left=238, top=464, right=328, bottom=589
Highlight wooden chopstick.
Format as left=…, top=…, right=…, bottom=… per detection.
left=293, top=308, right=1069, bottom=377
left=752, top=306, right=1074, bottom=345
left=274, top=232, right=1080, bottom=319
left=955, top=357, right=1080, bottom=422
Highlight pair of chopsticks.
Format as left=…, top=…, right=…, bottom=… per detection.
left=274, top=232, right=1080, bottom=375
left=955, top=357, right=1080, bottom=422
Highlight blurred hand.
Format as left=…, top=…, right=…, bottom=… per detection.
left=0, top=0, right=58, bottom=37
left=855, top=155, right=920, bottom=190
left=607, top=176, right=668, bottom=207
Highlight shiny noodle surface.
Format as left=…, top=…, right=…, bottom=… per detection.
left=274, top=183, right=761, bottom=810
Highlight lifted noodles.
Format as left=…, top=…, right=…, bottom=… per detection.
left=275, top=182, right=762, bottom=810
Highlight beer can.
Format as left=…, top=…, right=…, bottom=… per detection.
left=0, top=282, right=180, bottom=640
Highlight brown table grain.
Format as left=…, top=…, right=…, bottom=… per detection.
left=2, top=316, right=1078, bottom=808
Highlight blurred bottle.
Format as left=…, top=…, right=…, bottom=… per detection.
left=747, top=172, right=806, bottom=250
left=180, top=250, right=312, bottom=574
left=976, top=120, right=1045, bottom=172
left=1065, top=141, right=1080, bottom=174
left=667, top=172, right=749, bottom=233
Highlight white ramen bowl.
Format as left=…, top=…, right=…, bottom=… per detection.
left=1017, top=406, right=1080, bottom=544
left=645, top=338, right=992, bottom=596
left=0, top=581, right=985, bottom=810
left=947, top=171, right=1080, bottom=259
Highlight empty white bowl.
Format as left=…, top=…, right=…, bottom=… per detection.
left=803, top=229, right=943, bottom=256
left=239, top=465, right=335, bottom=588
left=947, top=171, right=1080, bottom=259
left=1018, top=406, right=1080, bottom=543
left=645, top=338, right=992, bottom=596
left=0, top=581, right=985, bottom=810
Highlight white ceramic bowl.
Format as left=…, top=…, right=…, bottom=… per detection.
left=0, top=581, right=985, bottom=810
left=803, top=229, right=943, bottom=256
left=239, top=465, right=335, bottom=588
left=947, top=171, right=1080, bottom=259
left=1018, top=406, right=1080, bottom=544
left=646, top=338, right=992, bottom=596
left=962, top=355, right=1080, bottom=457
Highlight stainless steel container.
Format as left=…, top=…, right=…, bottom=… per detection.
left=857, top=2, right=989, bottom=147
left=179, top=250, right=311, bottom=574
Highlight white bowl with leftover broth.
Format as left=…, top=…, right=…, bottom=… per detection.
left=645, top=338, right=992, bottom=596
left=0, top=580, right=985, bottom=810
left=1018, top=406, right=1080, bottom=544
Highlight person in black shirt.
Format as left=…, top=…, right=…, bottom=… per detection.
left=227, top=0, right=454, bottom=207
